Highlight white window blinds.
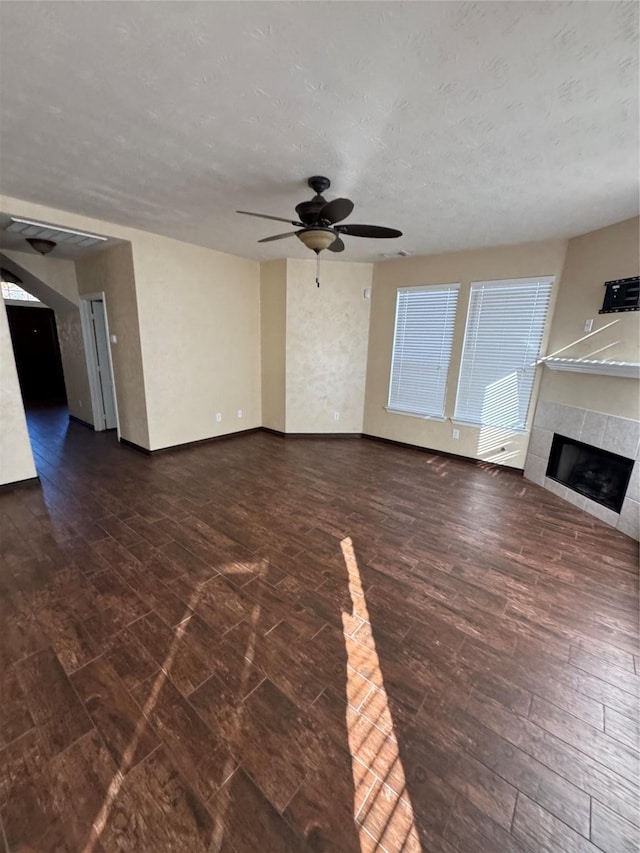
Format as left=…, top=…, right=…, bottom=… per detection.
left=454, top=277, right=554, bottom=431
left=388, top=284, right=460, bottom=418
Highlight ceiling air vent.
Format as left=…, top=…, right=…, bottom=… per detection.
left=6, top=217, right=108, bottom=248
left=380, top=249, right=411, bottom=259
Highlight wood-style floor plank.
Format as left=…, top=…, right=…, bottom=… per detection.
left=0, top=405, right=637, bottom=852
left=14, top=646, right=93, bottom=758
left=71, top=657, right=160, bottom=772
left=591, top=798, right=640, bottom=853
left=97, top=746, right=215, bottom=853
left=512, top=793, right=602, bottom=853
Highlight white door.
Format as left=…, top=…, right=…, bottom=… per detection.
left=90, top=299, right=117, bottom=429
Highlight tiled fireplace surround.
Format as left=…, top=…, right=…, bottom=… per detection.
left=524, top=400, right=640, bottom=541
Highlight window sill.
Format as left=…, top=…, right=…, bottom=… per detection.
left=385, top=407, right=446, bottom=422
left=451, top=419, right=528, bottom=435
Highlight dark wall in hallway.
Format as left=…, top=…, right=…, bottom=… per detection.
left=6, top=304, right=67, bottom=404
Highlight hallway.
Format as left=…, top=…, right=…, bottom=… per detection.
left=0, top=408, right=638, bottom=852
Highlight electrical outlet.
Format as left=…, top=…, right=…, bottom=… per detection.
left=452, top=429, right=460, bottom=439
left=216, top=413, right=222, bottom=422
left=333, top=412, right=340, bottom=421
left=584, top=319, right=593, bottom=332
left=237, top=410, right=243, bottom=418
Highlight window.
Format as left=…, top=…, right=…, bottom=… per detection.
left=1, top=281, right=40, bottom=302
left=454, top=277, right=554, bottom=431
left=388, top=284, right=459, bottom=419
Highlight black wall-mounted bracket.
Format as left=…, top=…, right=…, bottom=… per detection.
left=599, top=276, right=639, bottom=314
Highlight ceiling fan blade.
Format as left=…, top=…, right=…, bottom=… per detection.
left=237, top=210, right=301, bottom=226
left=327, top=236, right=345, bottom=253
left=319, top=198, right=354, bottom=224
left=257, top=231, right=298, bottom=243
left=339, top=224, right=402, bottom=238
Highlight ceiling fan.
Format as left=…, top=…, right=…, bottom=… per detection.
left=237, top=176, right=402, bottom=255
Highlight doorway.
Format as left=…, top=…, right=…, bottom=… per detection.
left=6, top=304, right=67, bottom=404
left=80, top=295, right=118, bottom=432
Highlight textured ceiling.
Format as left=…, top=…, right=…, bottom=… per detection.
left=0, top=1, right=637, bottom=262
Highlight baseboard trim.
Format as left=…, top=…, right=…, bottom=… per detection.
left=119, top=425, right=520, bottom=472
left=120, top=426, right=263, bottom=456
left=119, top=437, right=153, bottom=455
left=260, top=428, right=363, bottom=439
left=0, top=475, right=41, bottom=493
left=69, top=414, right=94, bottom=431
left=361, top=433, right=524, bottom=473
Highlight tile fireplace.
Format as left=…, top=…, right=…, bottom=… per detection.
left=546, top=434, right=633, bottom=513
left=524, top=401, right=639, bottom=540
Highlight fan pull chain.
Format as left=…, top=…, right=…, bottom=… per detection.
left=316, top=253, right=320, bottom=287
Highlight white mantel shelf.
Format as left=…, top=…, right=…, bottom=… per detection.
left=541, top=357, right=640, bottom=379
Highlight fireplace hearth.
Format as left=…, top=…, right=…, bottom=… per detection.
left=546, top=434, right=633, bottom=513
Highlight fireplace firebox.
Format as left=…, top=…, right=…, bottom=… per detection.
left=546, top=434, right=634, bottom=513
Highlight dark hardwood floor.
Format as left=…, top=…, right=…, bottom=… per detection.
left=1, top=405, right=638, bottom=852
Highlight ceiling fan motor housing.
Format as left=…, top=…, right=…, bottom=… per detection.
left=295, top=198, right=328, bottom=225
left=295, top=176, right=334, bottom=225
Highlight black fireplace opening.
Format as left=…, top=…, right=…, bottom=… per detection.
left=546, top=434, right=634, bottom=513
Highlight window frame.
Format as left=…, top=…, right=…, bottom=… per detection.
left=386, top=282, right=460, bottom=421
left=453, top=276, right=555, bottom=432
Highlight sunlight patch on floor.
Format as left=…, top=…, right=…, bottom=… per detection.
left=341, top=536, right=422, bottom=853
left=210, top=596, right=263, bottom=852
left=84, top=563, right=265, bottom=853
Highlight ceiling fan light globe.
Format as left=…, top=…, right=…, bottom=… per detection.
left=296, top=227, right=336, bottom=253
left=26, top=238, right=56, bottom=255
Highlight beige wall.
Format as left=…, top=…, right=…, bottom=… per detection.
left=363, top=240, right=568, bottom=468
left=260, top=260, right=287, bottom=432
left=537, top=217, right=639, bottom=420
left=2, top=250, right=93, bottom=423
left=2, top=250, right=79, bottom=304
left=1, top=195, right=262, bottom=453
left=131, top=234, right=261, bottom=450
left=285, top=258, right=372, bottom=433
left=2, top=192, right=634, bottom=483
left=0, top=299, right=37, bottom=485
left=75, top=244, right=150, bottom=448
left=259, top=257, right=373, bottom=435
